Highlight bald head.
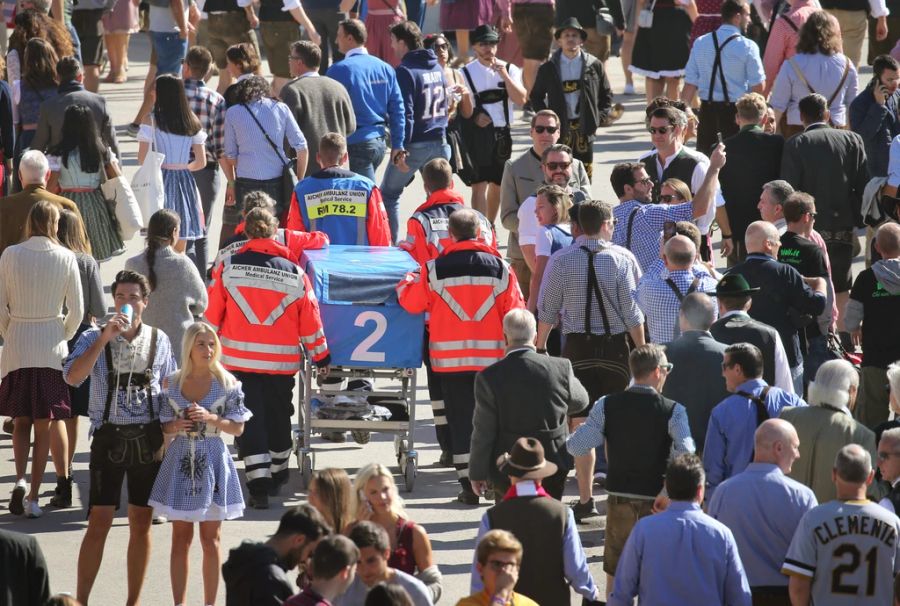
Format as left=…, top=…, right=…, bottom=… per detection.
left=664, top=235, right=696, bottom=269
left=449, top=208, right=481, bottom=241
left=876, top=222, right=900, bottom=259
left=754, top=419, right=800, bottom=473
left=745, top=221, right=781, bottom=255
left=834, top=444, right=873, bottom=489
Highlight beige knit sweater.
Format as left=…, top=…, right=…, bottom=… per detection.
left=0, top=236, right=83, bottom=377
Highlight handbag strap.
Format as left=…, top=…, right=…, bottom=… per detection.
left=828, top=57, right=851, bottom=107
left=240, top=102, right=290, bottom=169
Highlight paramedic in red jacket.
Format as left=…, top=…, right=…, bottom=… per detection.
left=397, top=208, right=524, bottom=505
left=206, top=207, right=331, bottom=509
left=399, top=158, right=496, bottom=467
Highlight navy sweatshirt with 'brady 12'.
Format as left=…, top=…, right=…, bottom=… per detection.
left=396, top=48, right=449, bottom=146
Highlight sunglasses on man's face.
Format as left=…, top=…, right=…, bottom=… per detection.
left=533, top=125, right=558, bottom=134
left=648, top=126, right=674, bottom=135
left=544, top=161, right=572, bottom=171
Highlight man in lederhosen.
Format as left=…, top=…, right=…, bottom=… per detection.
left=537, top=200, right=646, bottom=522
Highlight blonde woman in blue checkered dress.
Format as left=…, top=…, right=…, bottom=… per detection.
left=148, top=322, right=251, bottom=606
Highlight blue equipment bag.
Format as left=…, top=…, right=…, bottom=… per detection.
left=302, top=245, right=425, bottom=368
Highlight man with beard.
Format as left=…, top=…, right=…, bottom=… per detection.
left=223, top=504, right=331, bottom=605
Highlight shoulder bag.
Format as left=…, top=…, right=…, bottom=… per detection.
left=241, top=102, right=297, bottom=221
left=102, top=159, right=144, bottom=240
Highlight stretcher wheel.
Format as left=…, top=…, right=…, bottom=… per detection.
left=396, top=438, right=409, bottom=468
left=402, top=452, right=417, bottom=492
left=300, top=453, right=313, bottom=489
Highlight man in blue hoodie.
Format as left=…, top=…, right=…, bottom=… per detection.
left=379, top=21, right=451, bottom=243
left=327, top=19, right=406, bottom=184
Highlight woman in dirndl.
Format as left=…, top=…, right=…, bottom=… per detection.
left=630, top=0, right=698, bottom=103
left=149, top=321, right=250, bottom=606
left=47, top=104, right=125, bottom=262
left=137, top=74, right=207, bottom=253
left=0, top=197, right=83, bottom=518
left=690, top=0, right=722, bottom=45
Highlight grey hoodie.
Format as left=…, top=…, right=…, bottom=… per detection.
left=872, top=258, right=900, bottom=294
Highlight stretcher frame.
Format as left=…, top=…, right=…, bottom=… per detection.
left=293, top=356, right=419, bottom=492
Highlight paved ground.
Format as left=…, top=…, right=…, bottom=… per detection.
left=0, top=27, right=874, bottom=606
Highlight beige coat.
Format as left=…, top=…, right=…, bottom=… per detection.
left=780, top=404, right=877, bottom=503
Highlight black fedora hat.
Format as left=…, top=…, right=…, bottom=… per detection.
left=471, top=24, right=500, bottom=44
left=554, top=17, right=588, bottom=41
left=496, top=437, right=558, bottom=480
left=716, top=274, right=761, bottom=296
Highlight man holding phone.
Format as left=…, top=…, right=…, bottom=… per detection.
left=849, top=54, right=900, bottom=179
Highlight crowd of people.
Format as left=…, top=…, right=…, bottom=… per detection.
left=7, top=0, right=900, bottom=604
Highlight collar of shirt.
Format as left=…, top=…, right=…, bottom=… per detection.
left=298, top=71, right=320, bottom=79
left=804, top=121, right=829, bottom=131
left=789, top=0, right=818, bottom=9
left=817, top=402, right=852, bottom=416
left=559, top=50, right=583, bottom=67
left=668, top=268, right=695, bottom=281
left=502, top=480, right=550, bottom=501
left=774, top=218, right=787, bottom=233
left=722, top=310, right=749, bottom=319
left=666, top=501, right=702, bottom=514
left=746, top=252, right=775, bottom=261
left=184, top=78, right=206, bottom=88
left=734, top=377, right=768, bottom=393
left=627, top=384, right=658, bottom=394
left=716, top=23, right=741, bottom=37
left=739, top=124, right=762, bottom=133
left=236, top=73, right=254, bottom=83
left=744, top=462, right=782, bottom=475
left=574, top=236, right=607, bottom=247
left=505, top=346, right=534, bottom=356
left=346, top=47, right=368, bottom=57
left=656, top=145, right=685, bottom=172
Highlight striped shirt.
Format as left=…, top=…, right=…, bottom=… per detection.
left=538, top=236, right=644, bottom=335
left=636, top=269, right=719, bottom=344
left=184, top=78, right=226, bottom=164
left=224, top=97, right=306, bottom=180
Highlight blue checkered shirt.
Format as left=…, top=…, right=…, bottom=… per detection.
left=64, top=325, right=177, bottom=433
left=636, top=269, right=719, bottom=344
left=612, top=200, right=695, bottom=273
left=684, top=24, right=765, bottom=103
left=538, top=236, right=644, bottom=335
left=184, top=78, right=226, bottom=164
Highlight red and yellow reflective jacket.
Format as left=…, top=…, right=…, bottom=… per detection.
left=215, top=224, right=330, bottom=266
left=399, top=187, right=497, bottom=265
left=206, top=238, right=330, bottom=374
left=396, top=239, right=524, bottom=373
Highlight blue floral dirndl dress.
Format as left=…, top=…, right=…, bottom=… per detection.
left=148, top=377, right=251, bottom=521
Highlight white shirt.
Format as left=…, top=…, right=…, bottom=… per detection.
left=638, top=145, right=725, bottom=232
left=879, top=479, right=900, bottom=514
left=721, top=310, right=794, bottom=394
left=461, top=59, right=523, bottom=128
left=517, top=194, right=540, bottom=246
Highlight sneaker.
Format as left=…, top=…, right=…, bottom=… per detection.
left=600, top=103, right=625, bottom=127
left=593, top=472, right=608, bottom=490
left=570, top=498, right=598, bottom=522
left=456, top=488, right=480, bottom=506
left=23, top=497, right=42, bottom=519
left=623, top=83, right=636, bottom=95
left=248, top=493, right=270, bottom=510
left=152, top=514, right=168, bottom=524
left=125, top=122, right=140, bottom=138
left=2, top=417, right=12, bottom=434
left=438, top=451, right=454, bottom=468
left=9, top=480, right=26, bottom=515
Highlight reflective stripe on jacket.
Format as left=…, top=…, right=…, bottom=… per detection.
left=206, top=238, right=330, bottom=374
left=396, top=239, right=525, bottom=373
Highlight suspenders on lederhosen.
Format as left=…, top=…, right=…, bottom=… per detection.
left=664, top=277, right=699, bottom=340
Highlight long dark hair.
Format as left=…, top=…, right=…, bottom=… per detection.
left=796, top=11, right=841, bottom=56
left=23, top=38, right=59, bottom=91
left=50, top=105, right=106, bottom=174
left=144, top=209, right=180, bottom=290
left=153, top=75, right=202, bottom=136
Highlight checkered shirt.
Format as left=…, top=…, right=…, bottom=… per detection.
left=636, top=269, right=719, bottom=344
left=184, top=78, right=226, bottom=164
left=612, top=199, right=694, bottom=273
left=538, top=236, right=644, bottom=335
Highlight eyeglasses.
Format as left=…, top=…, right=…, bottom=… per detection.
left=534, top=125, right=559, bottom=134
left=638, top=177, right=654, bottom=185
left=545, top=161, right=572, bottom=171
left=486, top=560, right=519, bottom=572
left=659, top=363, right=674, bottom=373
left=722, top=361, right=735, bottom=370
left=659, top=194, right=679, bottom=203
left=807, top=211, right=818, bottom=219
left=648, top=126, right=674, bottom=135
left=433, top=42, right=449, bottom=50
left=878, top=451, right=900, bottom=461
